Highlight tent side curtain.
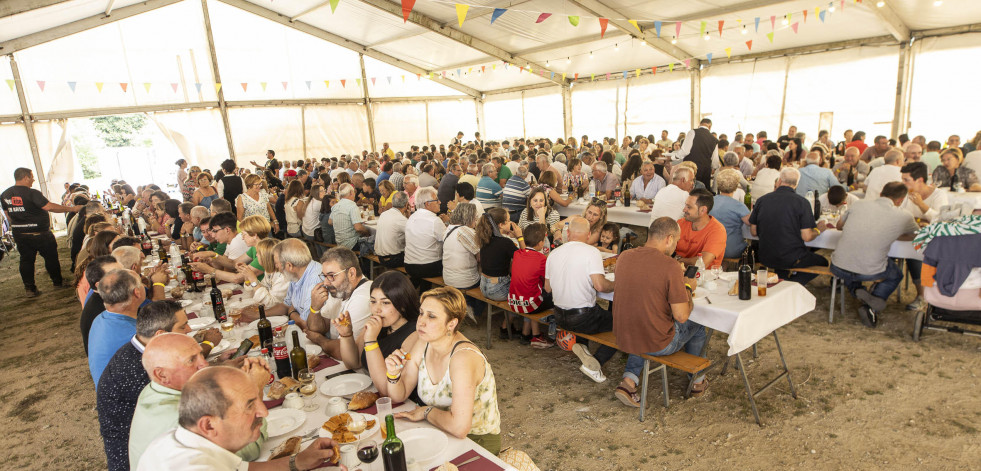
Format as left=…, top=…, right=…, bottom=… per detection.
left=151, top=109, right=230, bottom=172
left=700, top=58, right=787, bottom=139
left=622, top=73, right=691, bottom=141
left=0, top=123, right=38, bottom=192
left=427, top=100, right=478, bottom=147
left=571, top=81, right=620, bottom=140
left=484, top=92, right=524, bottom=141
left=228, top=107, right=304, bottom=165
left=372, top=102, right=427, bottom=152
left=304, top=105, right=372, bottom=158
left=522, top=86, right=564, bottom=140
left=908, top=32, right=981, bottom=140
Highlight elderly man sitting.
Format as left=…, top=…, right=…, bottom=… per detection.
left=264, top=239, right=321, bottom=329
left=305, top=247, right=373, bottom=359
left=591, top=161, right=620, bottom=200
left=863, top=149, right=904, bottom=201
left=129, top=333, right=271, bottom=468
left=630, top=161, right=666, bottom=205
left=796, top=151, right=840, bottom=197
left=545, top=217, right=616, bottom=383
left=749, top=167, right=827, bottom=284
left=650, top=165, right=695, bottom=222
left=404, top=186, right=446, bottom=289
left=476, top=163, right=504, bottom=209
left=711, top=169, right=751, bottom=260
left=833, top=146, right=869, bottom=190
left=374, top=191, right=410, bottom=269
left=89, top=269, right=147, bottom=387
left=136, top=366, right=341, bottom=471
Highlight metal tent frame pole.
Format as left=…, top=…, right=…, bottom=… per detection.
left=7, top=54, right=49, bottom=198
left=200, top=0, right=235, bottom=162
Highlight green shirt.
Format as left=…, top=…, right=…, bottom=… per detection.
left=128, top=382, right=267, bottom=469
left=208, top=242, right=227, bottom=256
left=246, top=246, right=264, bottom=282
left=497, top=165, right=512, bottom=182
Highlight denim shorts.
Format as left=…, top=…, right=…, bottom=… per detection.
left=480, top=274, right=510, bottom=301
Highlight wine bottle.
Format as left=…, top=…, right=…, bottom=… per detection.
left=289, top=330, right=308, bottom=379
left=623, top=182, right=631, bottom=207
left=743, top=188, right=752, bottom=210
left=257, top=305, right=273, bottom=357
left=210, top=278, right=227, bottom=322
left=381, top=414, right=407, bottom=471
left=738, top=250, right=752, bottom=301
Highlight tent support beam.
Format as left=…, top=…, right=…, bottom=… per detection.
left=566, top=0, right=695, bottom=63
left=690, top=68, right=701, bottom=130
left=105, top=0, right=117, bottom=17
left=359, top=53, right=377, bottom=152
left=217, top=0, right=480, bottom=98
left=864, top=1, right=910, bottom=42
left=476, top=99, right=486, bottom=138
left=0, top=0, right=71, bottom=19
left=0, top=0, right=182, bottom=54
left=777, top=58, right=792, bottom=137
left=891, top=41, right=913, bottom=138
left=7, top=54, right=49, bottom=199
left=562, top=86, right=572, bottom=139
left=357, top=0, right=565, bottom=86
left=200, top=0, right=236, bottom=162
left=441, top=31, right=630, bottom=71
left=485, top=83, right=559, bottom=96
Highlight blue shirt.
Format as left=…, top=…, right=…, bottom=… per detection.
left=376, top=171, right=391, bottom=183
left=330, top=198, right=363, bottom=249
left=284, top=261, right=322, bottom=321
left=475, top=176, right=503, bottom=208
left=795, top=164, right=840, bottom=197
left=192, top=225, right=203, bottom=242
left=502, top=176, right=531, bottom=213
left=710, top=195, right=751, bottom=258
left=88, top=311, right=138, bottom=388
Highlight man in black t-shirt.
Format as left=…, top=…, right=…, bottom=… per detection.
left=1, top=168, right=81, bottom=296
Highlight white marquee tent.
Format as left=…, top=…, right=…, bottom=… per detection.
left=2, top=0, right=980, bottom=200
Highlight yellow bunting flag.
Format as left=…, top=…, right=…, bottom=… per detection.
left=562, top=73, right=566, bottom=81
left=5, top=79, right=14, bottom=91
left=568, top=16, right=579, bottom=26
left=356, top=78, right=361, bottom=87
left=628, top=20, right=640, bottom=31
left=590, top=74, right=595, bottom=81
left=700, top=21, right=706, bottom=36
left=635, top=69, right=640, bottom=77
left=669, top=63, right=674, bottom=72
left=260, top=82, right=267, bottom=91
left=143, top=83, right=152, bottom=93
left=725, top=47, right=732, bottom=58
left=329, top=0, right=340, bottom=13
left=324, top=80, right=330, bottom=88
left=95, top=82, right=104, bottom=93
left=455, top=4, right=469, bottom=27
left=766, top=32, right=774, bottom=43
left=215, top=83, right=222, bottom=93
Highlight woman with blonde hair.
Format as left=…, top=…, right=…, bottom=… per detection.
left=378, top=179, right=396, bottom=212
left=932, top=147, right=981, bottom=191
left=189, top=215, right=271, bottom=284
left=385, top=286, right=502, bottom=454
left=239, top=238, right=288, bottom=307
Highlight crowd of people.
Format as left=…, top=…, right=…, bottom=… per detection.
left=1, top=122, right=979, bottom=469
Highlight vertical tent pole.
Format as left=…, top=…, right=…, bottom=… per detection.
left=359, top=53, right=377, bottom=152
left=301, top=105, right=307, bottom=159
left=622, top=78, right=630, bottom=141
left=777, top=58, right=792, bottom=137
left=690, top=67, right=701, bottom=130
left=562, top=85, right=573, bottom=139
left=424, top=101, right=431, bottom=144
left=475, top=97, right=486, bottom=140
left=520, top=91, right=526, bottom=139
left=614, top=86, right=620, bottom=143
left=7, top=54, right=49, bottom=199
left=892, top=41, right=914, bottom=138
left=200, top=0, right=236, bottom=162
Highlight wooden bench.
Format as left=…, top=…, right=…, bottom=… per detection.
left=773, top=264, right=884, bottom=324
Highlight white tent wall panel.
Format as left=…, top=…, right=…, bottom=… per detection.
left=622, top=71, right=691, bottom=139
left=522, top=86, right=564, bottom=140
left=0, top=123, right=38, bottom=192
left=782, top=46, right=899, bottom=143
left=0, top=57, right=22, bottom=115
left=151, top=109, right=231, bottom=171
left=0, top=0, right=147, bottom=43
left=227, top=107, right=304, bottom=164
left=371, top=102, right=428, bottom=152
left=484, top=92, right=524, bottom=141
left=363, top=57, right=464, bottom=99
left=427, top=100, right=478, bottom=146
left=907, top=33, right=981, bottom=141
left=700, top=58, right=787, bottom=137
left=14, top=1, right=217, bottom=113
left=304, top=104, right=372, bottom=157
left=33, top=119, right=75, bottom=201
left=571, top=80, right=620, bottom=140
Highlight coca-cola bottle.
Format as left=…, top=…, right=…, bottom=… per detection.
left=273, top=326, right=292, bottom=379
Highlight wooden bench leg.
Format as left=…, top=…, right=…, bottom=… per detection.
left=485, top=302, right=493, bottom=350
left=829, top=276, right=838, bottom=323
left=638, top=360, right=648, bottom=422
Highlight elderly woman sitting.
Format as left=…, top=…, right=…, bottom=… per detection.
left=932, top=147, right=981, bottom=192
left=711, top=169, right=752, bottom=261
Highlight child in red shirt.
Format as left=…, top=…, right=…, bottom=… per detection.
left=508, top=223, right=554, bottom=348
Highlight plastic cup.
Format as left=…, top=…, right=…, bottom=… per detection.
left=375, top=397, right=392, bottom=418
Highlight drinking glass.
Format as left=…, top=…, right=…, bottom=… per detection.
left=297, top=369, right=319, bottom=411
left=375, top=397, right=392, bottom=418
left=710, top=266, right=722, bottom=281
left=357, top=440, right=379, bottom=470
left=757, top=269, right=768, bottom=297
left=347, top=413, right=367, bottom=442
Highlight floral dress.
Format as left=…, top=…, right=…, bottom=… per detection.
left=238, top=190, right=271, bottom=219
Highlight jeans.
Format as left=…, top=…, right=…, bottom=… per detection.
left=14, top=231, right=63, bottom=290
left=555, top=305, right=617, bottom=365
left=479, top=274, right=510, bottom=301
left=622, top=320, right=707, bottom=385
left=831, top=260, right=903, bottom=302
left=774, top=251, right=828, bottom=285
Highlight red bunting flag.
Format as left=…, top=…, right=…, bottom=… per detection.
left=651, top=67, right=656, bottom=76
left=36, top=80, right=45, bottom=92
left=371, top=77, right=376, bottom=85
left=574, top=73, right=579, bottom=80
left=536, top=13, right=551, bottom=23
left=241, top=83, right=248, bottom=92
left=718, top=20, right=724, bottom=36
left=746, top=40, right=753, bottom=50
left=675, top=21, right=681, bottom=37
left=282, top=81, right=288, bottom=90
left=341, top=79, right=346, bottom=88
left=401, top=0, right=414, bottom=22
left=803, top=9, right=808, bottom=22
left=683, top=59, right=690, bottom=69
left=481, top=66, right=485, bottom=73
left=770, top=15, right=776, bottom=30
left=791, top=22, right=799, bottom=33
left=171, top=83, right=179, bottom=93
left=119, top=83, right=128, bottom=92
left=599, top=18, right=609, bottom=38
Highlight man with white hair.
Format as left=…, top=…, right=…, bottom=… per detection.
left=189, top=206, right=210, bottom=242
left=265, top=239, right=320, bottom=329
left=374, top=191, right=410, bottom=268
left=795, top=151, right=841, bottom=197
left=403, top=174, right=419, bottom=211
left=863, top=149, right=904, bottom=200
left=329, top=183, right=369, bottom=250
left=404, top=186, right=446, bottom=288
left=650, top=166, right=694, bottom=222
left=89, top=269, right=147, bottom=387
left=552, top=153, right=569, bottom=180
left=459, top=163, right=480, bottom=191
left=749, top=167, right=827, bottom=285
left=630, top=161, right=666, bottom=204
left=475, top=163, right=504, bottom=208
left=535, top=153, right=561, bottom=184
left=590, top=161, right=620, bottom=200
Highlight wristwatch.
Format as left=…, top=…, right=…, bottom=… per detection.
left=247, top=281, right=258, bottom=288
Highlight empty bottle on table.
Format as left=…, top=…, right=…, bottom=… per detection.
left=257, top=305, right=274, bottom=357
left=289, top=330, right=307, bottom=380
left=381, top=414, right=407, bottom=471
left=738, top=251, right=752, bottom=301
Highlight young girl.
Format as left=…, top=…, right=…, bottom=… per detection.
left=597, top=222, right=620, bottom=254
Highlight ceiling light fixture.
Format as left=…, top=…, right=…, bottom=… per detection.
left=566, top=57, right=571, bottom=64
left=704, top=32, right=710, bottom=41
left=589, top=51, right=594, bottom=59
left=876, top=1, right=885, bottom=7
left=933, top=0, right=942, bottom=5
left=671, top=36, right=677, bottom=44
left=741, top=25, right=748, bottom=35
left=782, top=15, right=790, bottom=26
left=614, top=43, right=619, bottom=51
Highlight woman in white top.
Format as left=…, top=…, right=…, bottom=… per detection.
left=239, top=238, right=289, bottom=309
left=236, top=174, right=278, bottom=234
left=441, top=203, right=480, bottom=290
left=751, top=153, right=783, bottom=204
left=283, top=180, right=305, bottom=238
left=298, top=183, right=325, bottom=249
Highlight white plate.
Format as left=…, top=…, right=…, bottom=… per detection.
left=319, top=373, right=373, bottom=397
left=717, top=272, right=738, bottom=282
left=400, top=428, right=448, bottom=467
left=305, top=343, right=323, bottom=357
left=247, top=316, right=289, bottom=331
left=187, top=317, right=215, bottom=330
left=266, top=408, right=307, bottom=438
left=178, top=299, right=194, bottom=307
left=217, top=282, right=240, bottom=290
left=208, top=338, right=232, bottom=355
left=317, top=413, right=380, bottom=440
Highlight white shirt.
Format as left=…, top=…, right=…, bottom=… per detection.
left=818, top=192, right=860, bottom=211
left=505, top=161, right=521, bottom=175
left=374, top=208, right=408, bottom=256
left=649, top=184, right=689, bottom=223
left=551, top=161, right=569, bottom=180
left=224, top=232, right=248, bottom=260
left=630, top=174, right=666, bottom=201
left=329, top=168, right=346, bottom=180
left=464, top=198, right=485, bottom=216
left=901, top=187, right=949, bottom=222
left=869, top=157, right=885, bottom=169
left=251, top=271, right=289, bottom=306
left=301, top=198, right=322, bottom=237
left=751, top=168, right=781, bottom=203
left=964, top=151, right=981, bottom=175
left=545, top=241, right=604, bottom=309
left=324, top=278, right=372, bottom=339
left=863, top=165, right=902, bottom=200
left=441, top=225, right=480, bottom=288
left=364, top=170, right=378, bottom=181
left=136, top=426, right=248, bottom=471
left=404, top=208, right=446, bottom=264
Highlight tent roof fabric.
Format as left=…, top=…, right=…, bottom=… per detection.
left=1, top=0, right=981, bottom=94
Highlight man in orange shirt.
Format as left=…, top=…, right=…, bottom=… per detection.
left=674, top=189, right=727, bottom=269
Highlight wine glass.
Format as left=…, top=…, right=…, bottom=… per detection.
left=347, top=413, right=367, bottom=442
left=297, top=369, right=319, bottom=411
left=357, top=440, right=379, bottom=469
left=220, top=320, right=235, bottom=343
left=710, top=265, right=722, bottom=281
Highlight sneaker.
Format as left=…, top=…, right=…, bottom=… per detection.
left=518, top=334, right=531, bottom=346
left=572, top=343, right=602, bottom=375
left=615, top=385, right=641, bottom=408
left=855, top=288, right=887, bottom=313
left=499, top=327, right=510, bottom=340
left=530, top=335, right=553, bottom=349
left=579, top=364, right=607, bottom=383
left=25, top=288, right=41, bottom=298
left=857, top=304, right=879, bottom=328
left=906, top=296, right=926, bottom=311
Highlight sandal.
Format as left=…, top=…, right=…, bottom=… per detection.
left=690, top=379, right=709, bottom=397
left=615, top=386, right=641, bottom=408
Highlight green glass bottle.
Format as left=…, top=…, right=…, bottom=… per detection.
left=381, top=414, right=407, bottom=471
left=743, top=188, right=752, bottom=210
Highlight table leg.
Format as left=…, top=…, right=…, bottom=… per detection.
left=772, top=331, right=797, bottom=399
left=485, top=303, right=492, bottom=350
left=720, top=357, right=731, bottom=376
left=736, top=353, right=763, bottom=426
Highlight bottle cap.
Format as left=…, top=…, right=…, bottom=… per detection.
left=287, top=320, right=295, bottom=325
left=261, top=348, right=269, bottom=354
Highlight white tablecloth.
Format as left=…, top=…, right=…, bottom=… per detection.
left=947, top=191, right=981, bottom=210
left=556, top=200, right=652, bottom=227
left=742, top=226, right=921, bottom=260
left=259, top=362, right=516, bottom=471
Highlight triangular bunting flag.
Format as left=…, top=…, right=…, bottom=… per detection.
left=195, top=83, right=202, bottom=93
left=539, top=70, right=545, bottom=77
left=654, top=21, right=662, bottom=37
left=386, top=76, right=392, bottom=84
left=171, top=83, right=179, bottom=93
left=120, top=83, right=128, bottom=92
left=356, top=78, right=361, bottom=87
left=562, top=73, right=566, bottom=81
left=456, top=68, right=461, bottom=77
left=401, top=0, right=415, bottom=22
left=746, top=40, right=753, bottom=50
left=341, top=79, right=347, bottom=87
left=699, top=21, right=706, bottom=36
left=635, top=69, right=640, bottom=77
left=803, top=9, right=807, bottom=22
left=568, top=16, right=579, bottom=27
left=628, top=20, right=640, bottom=31
left=819, top=9, right=826, bottom=22
left=605, top=73, right=610, bottom=80
left=669, top=63, right=674, bottom=72
left=324, top=80, right=330, bottom=88
left=490, top=8, right=506, bottom=24
left=68, top=81, right=77, bottom=93
left=305, top=80, right=311, bottom=90
left=95, top=82, right=104, bottom=93
left=143, top=82, right=151, bottom=93
left=622, top=71, right=627, bottom=79
left=725, top=47, right=732, bottom=58
left=260, top=82, right=267, bottom=91
left=371, top=77, right=376, bottom=85
left=707, top=53, right=713, bottom=64
left=766, top=32, right=774, bottom=43
left=550, top=71, right=555, bottom=79
left=791, top=22, right=799, bottom=33
left=281, top=81, right=288, bottom=90
left=675, top=21, right=682, bottom=37
left=481, top=66, right=486, bottom=73
left=599, top=18, right=609, bottom=38
left=590, top=74, right=595, bottom=81
left=456, top=4, right=469, bottom=27
left=755, top=17, right=760, bottom=32
left=536, top=13, right=551, bottom=24
left=651, top=67, right=656, bottom=76
left=683, top=59, right=690, bottom=69
left=4, top=79, right=13, bottom=91
left=36, top=81, right=45, bottom=92
left=329, top=0, right=339, bottom=13
left=770, top=15, right=776, bottom=30
left=214, top=83, right=222, bottom=93
left=241, top=83, right=248, bottom=92
left=403, top=75, right=407, bottom=82
left=442, top=71, right=446, bottom=78
left=574, top=73, right=579, bottom=80
left=718, top=20, right=724, bottom=36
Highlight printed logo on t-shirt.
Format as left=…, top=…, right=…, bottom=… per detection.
left=10, top=196, right=23, bottom=206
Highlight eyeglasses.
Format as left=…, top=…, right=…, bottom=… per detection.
left=319, top=266, right=351, bottom=283
left=423, top=199, right=439, bottom=206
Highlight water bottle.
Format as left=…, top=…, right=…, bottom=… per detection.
left=694, top=256, right=706, bottom=281
left=587, top=179, right=596, bottom=198
left=169, top=243, right=181, bottom=271
left=285, top=320, right=305, bottom=350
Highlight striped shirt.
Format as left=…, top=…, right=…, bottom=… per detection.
left=502, top=176, right=531, bottom=213
left=475, top=176, right=503, bottom=208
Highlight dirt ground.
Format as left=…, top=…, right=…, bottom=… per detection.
left=1, top=238, right=979, bottom=470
